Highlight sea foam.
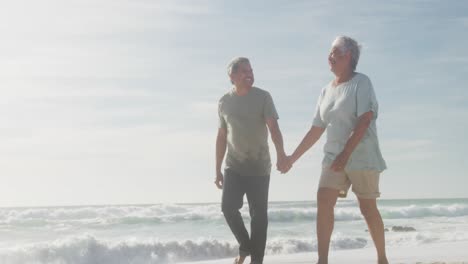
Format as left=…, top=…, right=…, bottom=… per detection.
left=0, top=234, right=369, bottom=264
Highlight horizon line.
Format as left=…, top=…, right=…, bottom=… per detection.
left=2, top=197, right=468, bottom=209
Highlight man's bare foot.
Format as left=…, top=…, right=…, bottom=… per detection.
left=234, top=255, right=247, bottom=264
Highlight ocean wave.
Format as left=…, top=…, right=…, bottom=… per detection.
left=268, top=208, right=362, bottom=222
left=0, top=236, right=235, bottom=264
left=265, top=203, right=468, bottom=222
left=381, top=203, right=468, bottom=219
left=0, top=205, right=362, bottom=228
left=0, top=204, right=223, bottom=228
left=385, top=229, right=468, bottom=247
left=266, top=235, right=366, bottom=255
left=2, top=229, right=467, bottom=264
left=1, top=203, right=468, bottom=229
left=0, top=235, right=368, bottom=264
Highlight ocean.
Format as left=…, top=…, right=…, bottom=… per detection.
left=1, top=198, right=467, bottom=264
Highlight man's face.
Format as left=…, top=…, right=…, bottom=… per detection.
left=328, top=46, right=351, bottom=74
left=230, top=61, right=254, bottom=88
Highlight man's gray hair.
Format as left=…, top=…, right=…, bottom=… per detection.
left=332, top=36, right=361, bottom=71
left=227, top=57, right=250, bottom=76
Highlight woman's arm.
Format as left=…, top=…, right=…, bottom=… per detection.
left=290, top=125, right=326, bottom=165
left=330, top=111, right=373, bottom=171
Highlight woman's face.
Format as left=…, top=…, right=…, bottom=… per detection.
left=328, top=46, right=350, bottom=75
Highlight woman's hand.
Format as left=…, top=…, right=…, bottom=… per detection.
left=330, top=151, right=351, bottom=171
left=277, top=154, right=292, bottom=174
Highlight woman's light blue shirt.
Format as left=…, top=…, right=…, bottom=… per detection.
left=312, top=73, right=387, bottom=172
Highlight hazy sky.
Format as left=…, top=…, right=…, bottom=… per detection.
left=1, top=0, right=467, bottom=207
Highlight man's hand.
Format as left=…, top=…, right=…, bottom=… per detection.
left=330, top=151, right=351, bottom=172
left=277, top=154, right=292, bottom=174
left=214, top=171, right=224, bottom=189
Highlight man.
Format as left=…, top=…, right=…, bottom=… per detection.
left=215, top=57, right=290, bottom=264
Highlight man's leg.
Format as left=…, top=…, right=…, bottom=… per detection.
left=222, top=169, right=251, bottom=263
left=358, top=198, right=388, bottom=264
left=245, top=175, right=270, bottom=264
left=316, top=187, right=340, bottom=264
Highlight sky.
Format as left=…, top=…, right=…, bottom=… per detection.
left=0, top=0, right=467, bottom=207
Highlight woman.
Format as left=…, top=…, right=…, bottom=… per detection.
left=288, top=36, right=388, bottom=264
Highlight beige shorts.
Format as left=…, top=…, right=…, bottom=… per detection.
left=318, top=166, right=381, bottom=199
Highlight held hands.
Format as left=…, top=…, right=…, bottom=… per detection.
left=277, top=154, right=293, bottom=174
left=330, top=151, right=351, bottom=172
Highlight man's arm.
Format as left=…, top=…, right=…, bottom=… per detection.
left=290, top=125, right=326, bottom=165
left=266, top=118, right=290, bottom=173
left=215, top=127, right=227, bottom=189
left=330, top=111, right=373, bottom=171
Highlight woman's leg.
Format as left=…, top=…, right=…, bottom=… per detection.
left=358, top=198, right=388, bottom=264
left=316, top=187, right=340, bottom=264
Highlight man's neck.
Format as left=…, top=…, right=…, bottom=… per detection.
left=233, top=85, right=251, bottom=96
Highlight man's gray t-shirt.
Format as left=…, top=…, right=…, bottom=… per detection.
left=312, top=73, right=387, bottom=172
left=218, top=87, right=279, bottom=176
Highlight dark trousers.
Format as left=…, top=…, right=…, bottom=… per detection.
left=221, top=169, right=270, bottom=264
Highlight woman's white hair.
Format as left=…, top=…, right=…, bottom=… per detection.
left=227, top=57, right=250, bottom=76
left=332, top=36, right=362, bottom=71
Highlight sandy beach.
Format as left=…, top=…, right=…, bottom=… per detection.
left=182, top=240, right=468, bottom=264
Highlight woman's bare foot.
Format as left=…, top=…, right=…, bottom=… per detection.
left=316, top=257, right=328, bottom=264
left=378, top=257, right=389, bottom=264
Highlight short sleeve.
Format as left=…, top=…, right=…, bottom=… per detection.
left=263, top=92, right=279, bottom=120
left=356, top=76, right=379, bottom=119
left=218, top=100, right=227, bottom=129
left=312, top=89, right=326, bottom=128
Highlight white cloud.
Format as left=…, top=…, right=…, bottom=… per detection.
left=428, top=56, right=468, bottom=64
left=189, top=101, right=218, bottom=114
left=383, top=104, right=468, bottom=125
left=381, top=139, right=439, bottom=162
left=0, top=123, right=217, bottom=206
left=0, top=0, right=216, bottom=36
left=0, top=0, right=218, bottom=101
left=1, top=0, right=468, bottom=206
left=460, top=17, right=468, bottom=27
